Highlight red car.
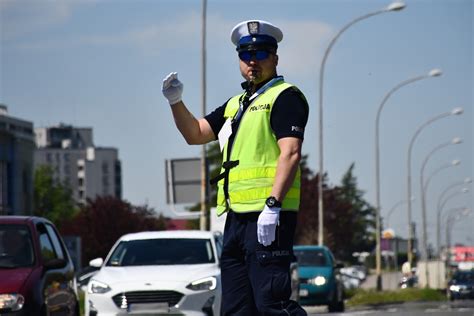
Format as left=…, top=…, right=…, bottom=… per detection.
left=0, top=216, right=79, bottom=315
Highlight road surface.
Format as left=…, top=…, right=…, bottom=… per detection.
left=304, top=300, right=474, bottom=315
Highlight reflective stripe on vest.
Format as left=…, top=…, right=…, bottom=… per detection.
left=216, top=80, right=301, bottom=215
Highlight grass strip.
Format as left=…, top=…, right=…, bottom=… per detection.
left=347, top=288, right=446, bottom=307
left=79, top=290, right=85, bottom=315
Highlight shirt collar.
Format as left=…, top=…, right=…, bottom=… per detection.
left=241, top=75, right=281, bottom=94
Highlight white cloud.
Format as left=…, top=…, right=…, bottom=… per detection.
left=6, top=7, right=333, bottom=75
left=1, top=0, right=96, bottom=41
left=277, top=20, right=333, bottom=77
left=10, top=10, right=203, bottom=55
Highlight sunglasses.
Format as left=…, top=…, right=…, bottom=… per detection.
left=238, top=50, right=271, bottom=61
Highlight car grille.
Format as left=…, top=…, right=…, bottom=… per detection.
left=112, top=291, right=184, bottom=309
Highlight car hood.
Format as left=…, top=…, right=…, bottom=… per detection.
left=94, top=264, right=219, bottom=287
left=298, top=266, right=333, bottom=279
left=451, top=279, right=474, bottom=286
left=0, top=268, right=33, bottom=293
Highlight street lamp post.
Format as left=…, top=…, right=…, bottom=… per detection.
left=374, top=68, right=441, bottom=290
left=384, top=198, right=412, bottom=272
left=199, top=0, right=208, bottom=230
left=423, top=160, right=461, bottom=204
left=406, top=107, right=463, bottom=266
left=385, top=199, right=409, bottom=229
left=444, top=207, right=471, bottom=284
left=423, top=159, right=461, bottom=254
left=318, top=1, right=406, bottom=249
left=446, top=208, right=472, bottom=255
left=437, top=183, right=471, bottom=254
left=419, top=138, right=462, bottom=287
left=442, top=206, right=470, bottom=244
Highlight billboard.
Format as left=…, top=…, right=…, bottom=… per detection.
left=452, top=246, right=474, bottom=262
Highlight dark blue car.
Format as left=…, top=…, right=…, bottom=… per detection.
left=447, top=269, right=474, bottom=300
left=293, top=245, right=344, bottom=312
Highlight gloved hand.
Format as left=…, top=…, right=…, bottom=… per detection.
left=257, top=205, right=281, bottom=246
left=162, top=72, right=183, bottom=105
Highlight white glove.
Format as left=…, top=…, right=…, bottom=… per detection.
left=162, top=72, right=183, bottom=105
left=257, top=205, right=281, bottom=246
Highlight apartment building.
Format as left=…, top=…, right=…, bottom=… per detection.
left=0, top=104, right=35, bottom=215
left=34, top=124, right=122, bottom=205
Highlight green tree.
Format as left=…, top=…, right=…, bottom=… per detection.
left=60, top=196, right=167, bottom=265
left=33, top=165, right=77, bottom=228
left=296, top=162, right=375, bottom=262
left=337, top=163, right=376, bottom=259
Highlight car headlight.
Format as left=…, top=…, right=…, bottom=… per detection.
left=88, top=279, right=112, bottom=294
left=186, top=276, right=217, bottom=291
left=449, top=285, right=460, bottom=292
left=309, top=276, right=326, bottom=286
left=0, top=294, right=25, bottom=311
left=449, top=284, right=466, bottom=292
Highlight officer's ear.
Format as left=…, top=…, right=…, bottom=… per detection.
left=274, top=53, right=279, bottom=66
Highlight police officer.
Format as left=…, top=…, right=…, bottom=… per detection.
left=162, top=20, right=308, bottom=316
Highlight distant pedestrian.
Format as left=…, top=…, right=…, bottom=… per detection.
left=162, top=19, right=308, bottom=315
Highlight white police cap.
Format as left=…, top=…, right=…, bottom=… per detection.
left=230, top=20, right=283, bottom=52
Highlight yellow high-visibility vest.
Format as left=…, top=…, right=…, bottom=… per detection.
left=216, top=80, right=301, bottom=215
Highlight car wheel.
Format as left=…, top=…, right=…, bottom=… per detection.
left=40, top=304, right=48, bottom=316
left=328, top=299, right=345, bottom=313
left=328, top=287, right=345, bottom=313
left=74, top=300, right=80, bottom=316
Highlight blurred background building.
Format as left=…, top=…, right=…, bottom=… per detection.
left=0, top=104, right=35, bottom=215
left=34, top=124, right=122, bottom=206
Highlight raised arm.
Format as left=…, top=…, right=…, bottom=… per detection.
left=162, top=72, right=215, bottom=145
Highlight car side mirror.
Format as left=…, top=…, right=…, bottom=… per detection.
left=89, top=258, right=104, bottom=268
left=44, top=258, right=67, bottom=270
left=334, top=262, right=344, bottom=269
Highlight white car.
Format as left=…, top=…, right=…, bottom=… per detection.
left=85, top=230, right=222, bottom=316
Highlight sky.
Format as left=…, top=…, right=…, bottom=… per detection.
left=1, top=0, right=472, bottom=248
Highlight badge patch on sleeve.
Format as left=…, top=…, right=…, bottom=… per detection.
left=291, top=126, right=304, bottom=133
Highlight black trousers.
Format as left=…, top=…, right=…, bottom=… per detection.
left=220, top=211, right=307, bottom=316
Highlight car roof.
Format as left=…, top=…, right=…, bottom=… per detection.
left=455, top=270, right=474, bottom=275
left=294, top=245, right=331, bottom=251
left=118, top=230, right=216, bottom=241
left=0, top=216, right=52, bottom=225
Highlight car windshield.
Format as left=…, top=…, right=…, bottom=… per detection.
left=294, top=249, right=329, bottom=267
left=0, top=225, right=35, bottom=268
left=106, top=238, right=215, bottom=266
left=453, top=271, right=474, bottom=282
